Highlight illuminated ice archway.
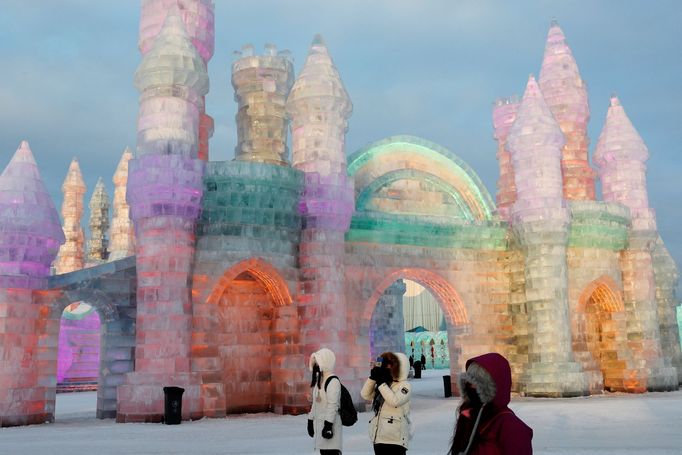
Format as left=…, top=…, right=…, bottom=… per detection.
left=348, top=135, right=496, bottom=222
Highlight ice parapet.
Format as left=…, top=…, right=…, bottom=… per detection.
left=0, top=141, right=64, bottom=277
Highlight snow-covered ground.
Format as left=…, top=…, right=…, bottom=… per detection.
left=2, top=370, right=681, bottom=454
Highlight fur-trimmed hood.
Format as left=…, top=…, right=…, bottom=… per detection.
left=395, top=352, right=409, bottom=381
left=458, top=352, right=511, bottom=408
left=309, top=348, right=336, bottom=373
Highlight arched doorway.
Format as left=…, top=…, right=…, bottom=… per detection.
left=57, top=302, right=100, bottom=393
left=574, top=277, right=628, bottom=393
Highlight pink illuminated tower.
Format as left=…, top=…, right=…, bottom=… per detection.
left=594, top=96, right=678, bottom=389
left=139, top=0, right=215, bottom=160
left=54, top=158, right=86, bottom=274
left=538, top=20, right=595, bottom=200
left=492, top=97, right=519, bottom=221
left=508, top=76, right=588, bottom=396
left=0, top=141, right=64, bottom=425
left=118, top=6, right=210, bottom=422
left=286, top=35, right=355, bottom=375
left=109, top=147, right=135, bottom=260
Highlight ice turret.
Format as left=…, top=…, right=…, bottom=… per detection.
left=538, top=20, right=595, bottom=200
left=109, top=147, right=135, bottom=260
left=0, top=141, right=64, bottom=278
left=492, top=97, right=519, bottom=221
left=54, top=158, right=86, bottom=274
left=508, top=76, right=588, bottom=397
left=86, top=177, right=110, bottom=264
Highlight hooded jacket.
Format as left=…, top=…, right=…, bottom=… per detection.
left=450, top=353, right=533, bottom=455
left=308, top=348, right=343, bottom=451
left=361, top=352, right=412, bottom=449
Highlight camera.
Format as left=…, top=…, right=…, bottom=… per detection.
left=374, top=356, right=383, bottom=368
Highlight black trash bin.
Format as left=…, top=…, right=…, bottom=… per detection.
left=163, top=386, right=185, bottom=425
left=413, top=361, right=422, bottom=379
left=443, top=375, right=452, bottom=398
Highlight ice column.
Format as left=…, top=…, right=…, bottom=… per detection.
left=493, top=97, right=519, bottom=221
left=138, top=0, right=215, bottom=160
left=109, top=148, right=135, bottom=260
left=0, top=141, right=64, bottom=426
left=594, top=97, right=678, bottom=390
left=232, top=44, right=294, bottom=165
left=286, top=35, right=354, bottom=376
left=118, top=9, right=209, bottom=422
left=509, top=76, right=588, bottom=397
left=54, top=158, right=86, bottom=274
left=538, top=21, right=595, bottom=200
left=86, top=177, right=110, bottom=264
left=369, top=280, right=407, bottom=360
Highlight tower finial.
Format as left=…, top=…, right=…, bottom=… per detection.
left=550, top=17, right=559, bottom=27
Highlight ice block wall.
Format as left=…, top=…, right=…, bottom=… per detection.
left=109, top=148, right=135, bottom=260
left=286, top=35, right=354, bottom=375
left=232, top=44, right=294, bottom=165
left=139, top=0, right=214, bottom=160
left=509, top=76, right=588, bottom=397
left=0, top=141, right=64, bottom=426
left=493, top=98, right=519, bottom=221
left=54, top=158, right=86, bottom=274
left=594, top=97, right=678, bottom=390
left=538, top=21, right=595, bottom=200
left=118, top=8, right=209, bottom=422
left=86, top=178, right=110, bottom=264
left=369, top=280, right=406, bottom=360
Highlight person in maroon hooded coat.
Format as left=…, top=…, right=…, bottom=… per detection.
left=448, top=353, right=533, bottom=455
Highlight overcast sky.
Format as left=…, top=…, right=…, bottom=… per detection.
left=0, top=1, right=680, bottom=282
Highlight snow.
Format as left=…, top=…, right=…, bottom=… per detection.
left=2, top=370, right=681, bottom=454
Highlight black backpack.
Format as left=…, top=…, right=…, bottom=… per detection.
left=324, top=375, right=358, bottom=427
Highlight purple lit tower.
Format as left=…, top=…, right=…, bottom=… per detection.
left=117, top=6, right=210, bottom=422
left=139, top=0, right=215, bottom=161
left=286, top=35, right=355, bottom=374
left=538, top=20, right=595, bottom=201
left=594, top=97, right=679, bottom=389
left=508, top=76, right=588, bottom=396
left=0, top=141, right=64, bottom=425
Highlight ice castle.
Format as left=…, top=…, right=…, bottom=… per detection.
left=1, top=1, right=680, bottom=427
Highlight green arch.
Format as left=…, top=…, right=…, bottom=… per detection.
left=348, top=135, right=495, bottom=221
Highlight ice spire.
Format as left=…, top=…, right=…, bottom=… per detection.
left=0, top=141, right=64, bottom=277
left=593, top=96, right=655, bottom=230
left=492, top=97, right=519, bottom=221
left=86, top=177, right=110, bottom=264
left=538, top=20, right=595, bottom=200
left=109, top=147, right=135, bottom=260
left=54, top=158, right=86, bottom=274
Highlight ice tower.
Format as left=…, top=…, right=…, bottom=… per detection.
left=538, top=20, right=595, bottom=200
left=509, top=76, right=588, bottom=396
left=286, top=35, right=355, bottom=373
left=594, top=97, right=678, bottom=390
left=0, top=141, right=64, bottom=425
left=118, top=6, right=211, bottom=422
left=54, top=158, right=86, bottom=274
left=109, top=147, right=135, bottom=260
left=493, top=97, right=519, bottom=221
left=86, top=177, right=110, bottom=264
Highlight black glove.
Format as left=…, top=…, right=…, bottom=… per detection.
left=307, top=419, right=314, bottom=438
left=376, top=367, right=392, bottom=386
left=370, top=366, right=382, bottom=381
left=322, top=420, right=334, bottom=439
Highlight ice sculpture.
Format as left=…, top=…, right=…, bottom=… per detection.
left=232, top=43, right=294, bottom=165
left=493, top=97, right=519, bottom=221
left=538, top=20, right=595, bottom=200
left=109, top=147, right=135, bottom=260
left=86, top=177, right=110, bottom=264
left=509, top=76, right=588, bottom=396
left=54, top=158, right=86, bottom=274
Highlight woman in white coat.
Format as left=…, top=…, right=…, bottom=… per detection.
left=308, top=348, right=343, bottom=455
left=361, top=351, right=412, bottom=455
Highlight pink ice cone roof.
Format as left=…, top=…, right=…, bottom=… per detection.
left=286, top=34, right=352, bottom=117
left=594, top=96, right=649, bottom=167
left=508, top=75, right=565, bottom=153
left=134, top=9, right=209, bottom=95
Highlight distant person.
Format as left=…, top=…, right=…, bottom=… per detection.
left=308, top=348, right=343, bottom=455
left=420, top=353, right=426, bottom=370
left=361, top=352, right=412, bottom=454
left=408, top=355, right=414, bottom=368
left=448, top=353, right=532, bottom=455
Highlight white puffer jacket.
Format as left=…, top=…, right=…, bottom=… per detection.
left=308, top=348, right=342, bottom=451
left=361, top=352, right=412, bottom=449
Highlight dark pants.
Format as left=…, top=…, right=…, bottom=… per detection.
left=320, top=450, right=341, bottom=455
left=373, top=443, right=407, bottom=455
